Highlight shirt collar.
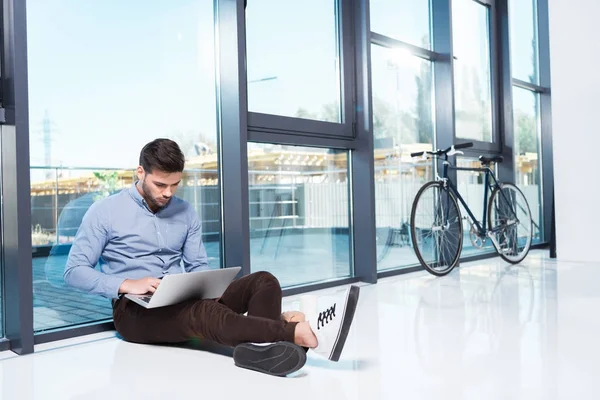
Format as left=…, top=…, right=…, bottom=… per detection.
left=128, top=181, right=145, bottom=208
left=128, top=181, right=171, bottom=213
left=129, top=181, right=156, bottom=212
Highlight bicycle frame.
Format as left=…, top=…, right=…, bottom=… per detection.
left=409, top=142, right=532, bottom=274
left=439, top=158, right=501, bottom=236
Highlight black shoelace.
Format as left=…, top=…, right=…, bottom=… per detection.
left=317, top=303, right=336, bottom=330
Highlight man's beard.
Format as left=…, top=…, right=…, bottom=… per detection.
left=141, top=179, right=170, bottom=210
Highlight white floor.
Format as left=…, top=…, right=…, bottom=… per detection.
left=0, top=250, right=598, bottom=399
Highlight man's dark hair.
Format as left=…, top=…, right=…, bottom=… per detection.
left=139, top=138, right=185, bottom=174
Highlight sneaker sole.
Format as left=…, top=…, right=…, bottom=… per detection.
left=233, top=342, right=307, bottom=377
left=329, top=285, right=360, bottom=362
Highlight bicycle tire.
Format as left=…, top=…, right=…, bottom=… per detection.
left=487, top=183, right=533, bottom=264
left=410, top=181, right=463, bottom=276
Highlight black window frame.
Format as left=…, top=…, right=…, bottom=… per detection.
left=452, top=0, right=503, bottom=154
left=245, top=0, right=357, bottom=139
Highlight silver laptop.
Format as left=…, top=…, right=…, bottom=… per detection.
left=124, top=267, right=241, bottom=309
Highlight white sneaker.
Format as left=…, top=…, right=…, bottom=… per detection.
left=307, top=285, right=360, bottom=361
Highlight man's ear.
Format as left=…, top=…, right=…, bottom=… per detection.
left=136, top=166, right=145, bottom=181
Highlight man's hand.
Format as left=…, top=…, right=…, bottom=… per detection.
left=119, top=277, right=161, bottom=295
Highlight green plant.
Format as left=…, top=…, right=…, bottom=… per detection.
left=93, top=171, right=119, bottom=201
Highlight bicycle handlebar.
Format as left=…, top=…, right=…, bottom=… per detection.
left=410, top=142, right=473, bottom=158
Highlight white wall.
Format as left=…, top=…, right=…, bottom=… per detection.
left=549, top=0, right=600, bottom=262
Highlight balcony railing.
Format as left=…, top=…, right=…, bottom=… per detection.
left=29, top=162, right=542, bottom=252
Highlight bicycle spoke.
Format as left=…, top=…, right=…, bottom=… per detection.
left=488, top=184, right=532, bottom=263
left=410, top=182, right=463, bottom=275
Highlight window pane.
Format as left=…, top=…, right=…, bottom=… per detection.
left=509, top=0, right=539, bottom=83
left=456, top=158, right=497, bottom=257
left=513, top=87, right=543, bottom=242
left=246, top=0, right=341, bottom=122
left=370, top=0, right=431, bottom=49
left=248, top=144, right=351, bottom=286
left=453, top=0, right=493, bottom=142
left=27, top=0, right=220, bottom=332
left=370, top=45, right=435, bottom=270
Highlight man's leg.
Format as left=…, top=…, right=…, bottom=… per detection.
left=112, top=295, right=311, bottom=376
left=217, top=271, right=290, bottom=319
left=112, top=295, right=296, bottom=346
left=218, top=271, right=305, bottom=323
left=216, top=271, right=308, bottom=360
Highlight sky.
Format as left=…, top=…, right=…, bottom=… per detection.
left=370, top=0, right=431, bottom=48
left=509, top=0, right=538, bottom=83
left=27, top=0, right=217, bottom=171
left=25, top=0, right=538, bottom=179
left=245, top=0, right=340, bottom=120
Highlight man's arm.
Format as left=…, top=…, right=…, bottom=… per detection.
left=182, top=209, right=210, bottom=272
left=63, top=202, right=126, bottom=299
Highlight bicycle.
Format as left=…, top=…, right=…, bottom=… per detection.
left=409, top=142, right=533, bottom=276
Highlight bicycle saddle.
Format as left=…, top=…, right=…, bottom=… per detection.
left=479, top=155, right=504, bottom=164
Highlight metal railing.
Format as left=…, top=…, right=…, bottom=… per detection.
left=29, top=164, right=543, bottom=248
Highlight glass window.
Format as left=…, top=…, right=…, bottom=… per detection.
left=247, top=143, right=351, bottom=286
left=453, top=0, right=493, bottom=142
left=245, top=0, right=341, bottom=122
left=370, top=0, right=431, bottom=49
left=509, top=0, right=539, bottom=83
left=27, top=0, right=220, bottom=332
left=513, top=87, right=543, bottom=242
left=370, top=45, right=435, bottom=270
left=456, top=158, right=497, bottom=257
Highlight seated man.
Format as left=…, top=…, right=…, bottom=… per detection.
left=64, top=138, right=359, bottom=377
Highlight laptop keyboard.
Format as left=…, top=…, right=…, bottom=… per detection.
left=140, top=296, right=153, bottom=303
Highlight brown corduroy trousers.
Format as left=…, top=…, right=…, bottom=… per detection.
left=112, top=271, right=297, bottom=346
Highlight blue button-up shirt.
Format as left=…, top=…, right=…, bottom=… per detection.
left=64, top=183, right=209, bottom=299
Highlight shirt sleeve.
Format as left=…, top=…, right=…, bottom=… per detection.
left=182, top=208, right=210, bottom=272
left=63, top=201, right=126, bottom=299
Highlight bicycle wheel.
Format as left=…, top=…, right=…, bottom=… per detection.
left=410, top=181, right=463, bottom=276
left=487, top=183, right=533, bottom=263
